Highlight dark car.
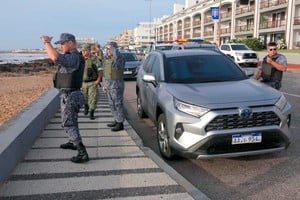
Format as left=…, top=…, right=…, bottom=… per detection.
left=120, top=52, right=142, bottom=80
left=136, top=49, right=292, bottom=160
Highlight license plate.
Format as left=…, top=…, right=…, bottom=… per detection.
left=232, top=133, right=262, bottom=145
left=124, top=71, right=132, bottom=74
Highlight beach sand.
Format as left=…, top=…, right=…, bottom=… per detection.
left=0, top=74, right=53, bottom=126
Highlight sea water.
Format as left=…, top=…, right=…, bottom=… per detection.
left=0, top=52, right=48, bottom=64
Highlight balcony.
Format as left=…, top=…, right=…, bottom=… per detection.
left=236, top=5, right=255, bottom=15
left=260, top=0, right=287, bottom=9
left=260, top=20, right=286, bottom=29
left=294, top=16, right=300, bottom=25
left=203, top=30, right=213, bottom=37
left=235, top=24, right=254, bottom=32
left=193, top=21, right=201, bottom=26
left=221, top=12, right=232, bottom=19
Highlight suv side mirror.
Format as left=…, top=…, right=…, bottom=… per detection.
left=142, top=74, right=158, bottom=87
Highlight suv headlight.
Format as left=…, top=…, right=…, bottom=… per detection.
left=174, top=98, right=209, bottom=118
left=275, top=95, right=287, bottom=111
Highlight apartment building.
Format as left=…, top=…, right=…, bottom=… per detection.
left=155, top=0, right=300, bottom=49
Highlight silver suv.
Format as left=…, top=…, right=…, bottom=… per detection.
left=219, top=43, right=258, bottom=67
left=136, top=49, right=291, bottom=160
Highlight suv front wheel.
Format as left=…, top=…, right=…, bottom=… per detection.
left=157, top=114, right=175, bottom=160
left=137, top=92, right=147, bottom=118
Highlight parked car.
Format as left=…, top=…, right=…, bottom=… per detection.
left=144, top=42, right=175, bottom=57
left=219, top=43, right=259, bottom=67
left=172, top=43, right=219, bottom=51
left=120, top=52, right=142, bottom=79
left=136, top=49, right=291, bottom=160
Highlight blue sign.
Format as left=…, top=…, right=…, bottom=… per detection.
left=210, top=6, right=219, bottom=22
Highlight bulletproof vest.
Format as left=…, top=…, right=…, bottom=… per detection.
left=53, top=52, right=85, bottom=89
left=83, top=58, right=98, bottom=82
left=261, top=55, right=283, bottom=82
left=104, top=57, right=124, bottom=80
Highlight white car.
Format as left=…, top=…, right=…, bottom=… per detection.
left=219, top=43, right=258, bottom=68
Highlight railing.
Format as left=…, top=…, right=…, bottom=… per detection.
left=235, top=24, right=254, bottom=32
left=260, top=0, right=287, bottom=9
left=260, top=20, right=286, bottom=29
left=204, top=17, right=212, bottom=23
left=203, top=31, right=213, bottom=37
left=221, top=12, right=232, bottom=19
left=294, top=16, right=300, bottom=25
left=193, top=33, right=201, bottom=38
left=221, top=28, right=231, bottom=34
left=193, top=21, right=201, bottom=26
left=184, top=23, right=191, bottom=28
left=236, top=5, right=255, bottom=15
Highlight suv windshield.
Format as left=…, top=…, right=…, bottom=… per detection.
left=164, top=55, right=246, bottom=83
left=231, top=44, right=250, bottom=50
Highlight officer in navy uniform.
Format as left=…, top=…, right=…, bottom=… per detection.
left=102, top=42, right=125, bottom=131
left=256, top=41, right=288, bottom=90
left=40, top=33, right=89, bottom=163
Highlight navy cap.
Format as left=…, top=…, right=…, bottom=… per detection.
left=54, top=33, right=76, bottom=44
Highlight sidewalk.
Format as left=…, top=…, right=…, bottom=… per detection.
left=0, top=90, right=209, bottom=200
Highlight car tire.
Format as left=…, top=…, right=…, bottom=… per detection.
left=137, top=92, right=147, bottom=118
left=157, top=114, right=175, bottom=160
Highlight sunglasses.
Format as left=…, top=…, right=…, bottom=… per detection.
left=268, top=48, right=277, bottom=51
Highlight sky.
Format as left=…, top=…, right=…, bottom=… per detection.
left=0, top=0, right=184, bottom=50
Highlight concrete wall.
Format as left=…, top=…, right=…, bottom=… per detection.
left=0, top=88, right=60, bottom=183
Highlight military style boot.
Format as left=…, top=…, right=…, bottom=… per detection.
left=107, top=121, right=117, bottom=127
left=84, top=105, right=89, bottom=115
left=111, top=122, right=124, bottom=132
left=89, top=110, right=95, bottom=120
left=60, top=141, right=77, bottom=150
left=71, top=142, right=89, bottom=163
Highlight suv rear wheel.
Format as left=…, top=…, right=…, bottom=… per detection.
left=157, top=114, right=175, bottom=160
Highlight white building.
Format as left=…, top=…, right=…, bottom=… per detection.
left=154, top=0, right=300, bottom=49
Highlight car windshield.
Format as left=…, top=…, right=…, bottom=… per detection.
left=231, top=44, right=249, bottom=50
left=122, top=53, right=138, bottom=61
left=164, top=55, right=247, bottom=83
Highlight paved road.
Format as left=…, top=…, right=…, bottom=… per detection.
left=123, top=68, right=300, bottom=200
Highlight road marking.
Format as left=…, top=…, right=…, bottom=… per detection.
left=283, top=92, right=300, bottom=98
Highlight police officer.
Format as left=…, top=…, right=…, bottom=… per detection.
left=81, top=43, right=103, bottom=120
left=256, top=41, right=288, bottom=90
left=102, top=42, right=125, bottom=131
left=40, top=33, right=89, bottom=163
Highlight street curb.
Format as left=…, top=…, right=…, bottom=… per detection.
left=125, top=117, right=211, bottom=200
left=0, top=88, right=59, bottom=183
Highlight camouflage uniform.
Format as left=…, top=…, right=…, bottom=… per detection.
left=82, top=57, right=102, bottom=111
left=103, top=44, right=125, bottom=125
left=55, top=49, right=84, bottom=146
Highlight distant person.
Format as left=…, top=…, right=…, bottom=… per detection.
left=102, top=42, right=125, bottom=131
left=81, top=43, right=103, bottom=120
left=256, top=41, right=288, bottom=90
left=40, top=33, right=89, bottom=163
left=91, top=43, right=104, bottom=64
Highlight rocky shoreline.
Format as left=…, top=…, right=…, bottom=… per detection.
left=0, top=58, right=56, bottom=77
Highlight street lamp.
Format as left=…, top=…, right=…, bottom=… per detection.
left=145, top=0, right=152, bottom=44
